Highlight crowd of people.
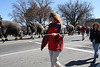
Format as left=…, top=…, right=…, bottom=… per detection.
left=40, top=12, right=100, bottom=67
left=80, top=23, right=100, bottom=63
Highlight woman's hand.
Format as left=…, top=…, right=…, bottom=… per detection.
left=51, top=33, right=57, bottom=37
left=41, top=46, right=44, bottom=51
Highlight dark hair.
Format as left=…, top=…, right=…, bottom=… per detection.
left=92, top=22, right=99, bottom=30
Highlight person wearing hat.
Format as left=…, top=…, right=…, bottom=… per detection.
left=41, top=12, right=64, bottom=67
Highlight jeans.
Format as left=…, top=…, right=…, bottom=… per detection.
left=92, top=41, right=100, bottom=61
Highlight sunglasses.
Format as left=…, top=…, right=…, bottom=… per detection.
left=49, top=15, right=52, bottom=18
left=49, top=14, right=53, bottom=18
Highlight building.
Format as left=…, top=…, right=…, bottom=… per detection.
left=85, top=18, right=100, bottom=28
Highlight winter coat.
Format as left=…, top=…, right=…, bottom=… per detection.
left=41, top=20, right=64, bottom=51
left=81, top=26, right=86, bottom=33
left=89, top=29, right=100, bottom=43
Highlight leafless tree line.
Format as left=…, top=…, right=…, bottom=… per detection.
left=9, top=0, right=52, bottom=25
left=9, top=0, right=93, bottom=27
left=57, top=0, right=93, bottom=27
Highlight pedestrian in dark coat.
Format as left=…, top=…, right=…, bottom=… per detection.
left=41, top=12, right=64, bottom=67
left=89, top=22, right=100, bottom=63
left=86, top=26, right=90, bottom=36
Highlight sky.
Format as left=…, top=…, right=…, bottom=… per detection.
left=0, top=0, right=100, bottom=21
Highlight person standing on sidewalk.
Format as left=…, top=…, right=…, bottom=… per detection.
left=80, top=24, right=86, bottom=40
left=89, top=22, right=100, bottom=63
left=41, top=12, right=64, bottom=67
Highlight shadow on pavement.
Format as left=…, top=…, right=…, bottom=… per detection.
left=0, top=37, right=42, bottom=42
left=77, top=46, right=93, bottom=50
left=71, top=39, right=81, bottom=42
left=89, top=62, right=99, bottom=67
left=65, top=58, right=96, bottom=67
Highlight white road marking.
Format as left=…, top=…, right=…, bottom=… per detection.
left=0, top=38, right=42, bottom=45
left=0, top=41, right=94, bottom=57
left=64, top=43, right=93, bottom=49
left=30, top=42, right=94, bottom=53
left=64, top=47, right=94, bottom=54
left=29, top=41, right=33, bottom=42
left=0, top=40, right=30, bottom=45
left=34, top=42, right=41, bottom=45
left=0, top=48, right=40, bottom=57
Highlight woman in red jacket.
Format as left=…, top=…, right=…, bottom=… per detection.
left=41, top=12, right=64, bottom=67
left=81, top=24, right=86, bottom=40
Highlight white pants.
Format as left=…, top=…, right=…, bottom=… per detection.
left=81, top=33, right=85, bottom=39
left=49, top=50, right=63, bottom=67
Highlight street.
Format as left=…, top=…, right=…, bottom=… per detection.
left=0, top=34, right=100, bottom=67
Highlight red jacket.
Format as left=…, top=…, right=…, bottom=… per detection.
left=41, top=20, right=64, bottom=51
left=81, top=26, right=86, bottom=33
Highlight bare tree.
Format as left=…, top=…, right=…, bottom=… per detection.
left=0, top=15, right=3, bottom=20
left=24, top=1, right=39, bottom=22
left=35, top=0, right=53, bottom=24
left=58, top=0, right=93, bottom=27
left=9, top=0, right=27, bottom=25
left=9, top=0, right=52, bottom=25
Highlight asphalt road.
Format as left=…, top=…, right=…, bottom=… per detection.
left=0, top=34, right=100, bottom=67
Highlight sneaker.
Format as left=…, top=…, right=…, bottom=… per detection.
left=92, top=60, right=96, bottom=63
left=82, top=38, right=84, bottom=41
left=96, top=55, right=99, bottom=58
